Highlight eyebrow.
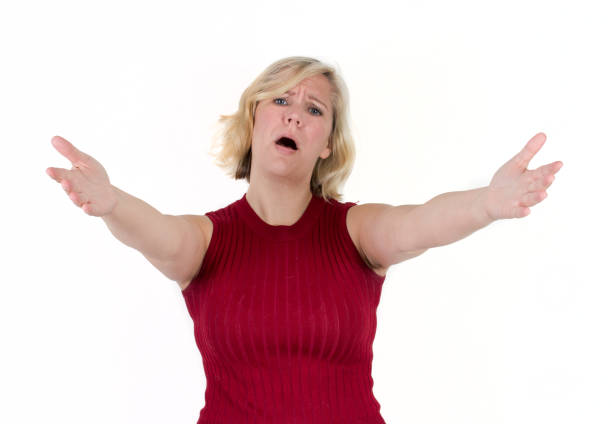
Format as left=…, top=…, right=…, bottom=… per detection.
left=285, top=90, right=329, bottom=111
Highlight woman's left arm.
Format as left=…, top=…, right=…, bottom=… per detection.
left=359, top=133, right=564, bottom=268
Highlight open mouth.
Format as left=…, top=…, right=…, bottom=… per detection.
left=275, top=137, right=298, bottom=151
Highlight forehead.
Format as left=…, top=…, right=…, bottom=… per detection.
left=287, top=74, right=332, bottom=98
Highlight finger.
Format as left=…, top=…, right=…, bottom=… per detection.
left=552, top=160, right=564, bottom=174
left=46, top=167, right=62, bottom=182
left=512, top=132, right=547, bottom=171
left=68, top=191, right=87, bottom=208
left=49, top=169, right=74, bottom=194
left=520, top=191, right=547, bottom=207
left=536, top=161, right=563, bottom=178
left=512, top=205, right=531, bottom=218
left=82, top=202, right=93, bottom=215
left=46, top=167, right=74, bottom=191
left=46, top=166, right=68, bottom=182
left=542, top=175, right=555, bottom=190
left=527, top=174, right=555, bottom=191
left=61, top=179, right=72, bottom=193
left=51, top=136, right=88, bottom=166
left=528, top=161, right=562, bottom=190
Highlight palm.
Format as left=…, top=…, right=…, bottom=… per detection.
left=46, top=136, right=117, bottom=217
left=484, top=133, right=563, bottom=220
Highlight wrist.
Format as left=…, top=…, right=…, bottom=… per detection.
left=476, top=186, right=496, bottom=224
left=101, top=185, right=121, bottom=219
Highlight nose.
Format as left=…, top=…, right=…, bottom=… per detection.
left=283, top=107, right=302, bottom=127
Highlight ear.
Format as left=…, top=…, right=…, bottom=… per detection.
left=319, top=144, right=331, bottom=160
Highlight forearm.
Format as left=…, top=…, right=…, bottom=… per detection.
left=101, top=186, right=183, bottom=261
left=404, top=186, right=494, bottom=250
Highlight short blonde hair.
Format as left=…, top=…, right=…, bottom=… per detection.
left=209, top=56, right=356, bottom=202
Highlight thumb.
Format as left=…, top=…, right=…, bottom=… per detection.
left=511, top=132, right=547, bottom=171
left=51, top=136, right=89, bottom=165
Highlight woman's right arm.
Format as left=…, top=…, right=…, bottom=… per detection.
left=101, top=186, right=209, bottom=284
left=47, top=136, right=208, bottom=285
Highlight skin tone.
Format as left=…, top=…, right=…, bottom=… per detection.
left=43, top=74, right=335, bottom=223
left=246, top=74, right=334, bottom=226
left=45, top=137, right=116, bottom=216
left=45, top=75, right=564, bottom=279
left=357, top=131, right=563, bottom=273
left=482, top=132, right=562, bottom=220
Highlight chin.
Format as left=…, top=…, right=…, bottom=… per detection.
left=265, top=166, right=309, bottom=184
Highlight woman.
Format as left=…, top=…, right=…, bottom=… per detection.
left=46, top=56, right=563, bottom=423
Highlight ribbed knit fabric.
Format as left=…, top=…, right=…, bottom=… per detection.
left=181, top=192, right=387, bottom=423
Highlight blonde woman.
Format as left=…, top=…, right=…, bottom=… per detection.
left=46, top=56, right=563, bottom=423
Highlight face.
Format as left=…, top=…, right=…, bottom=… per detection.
left=250, top=74, right=334, bottom=184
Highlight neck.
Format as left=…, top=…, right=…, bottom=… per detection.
left=246, top=173, right=313, bottom=226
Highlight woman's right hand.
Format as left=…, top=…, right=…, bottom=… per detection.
left=46, top=136, right=118, bottom=217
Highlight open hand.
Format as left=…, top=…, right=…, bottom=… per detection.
left=483, top=132, right=563, bottom=220
left=46, top=136, right=118, bottom=217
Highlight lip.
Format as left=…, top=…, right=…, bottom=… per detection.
left=275, top=143, right=298, bottom=155
left=275, top=133, right=300, bottom=150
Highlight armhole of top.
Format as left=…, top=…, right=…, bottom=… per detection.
left=338, top=202, right=386, bottom=282
left=182, top=211, right=220, bottom=294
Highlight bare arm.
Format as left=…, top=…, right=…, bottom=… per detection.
left=357, top=133, right=563, bottom=269
left=47, top=136, right=205, bottom=284
left=393, top=186, right=493, bottom=251
left=101, top=186, right=197, bottom=281
left=352, top=189, right=490, bottom=271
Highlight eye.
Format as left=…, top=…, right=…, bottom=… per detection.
left=273, top=98, right=323, bottom=116
left=309, top=106, right=322, bottom=116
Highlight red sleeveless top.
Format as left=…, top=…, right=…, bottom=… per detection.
left=181, top=192, right=387, bottom=423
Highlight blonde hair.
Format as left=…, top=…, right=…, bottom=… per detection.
left=209, top=56, right=356, bottom=202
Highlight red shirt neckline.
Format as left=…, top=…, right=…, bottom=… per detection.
left=236, top=192, right=325, bottom=241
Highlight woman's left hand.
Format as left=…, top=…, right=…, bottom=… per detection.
left=483, top=132, right=563, bottom=220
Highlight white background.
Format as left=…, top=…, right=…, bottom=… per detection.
left=1, top=0, right=610, bottom=423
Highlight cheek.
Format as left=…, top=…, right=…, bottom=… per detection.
left=317, top=118, right=333, bottom=140
left=254, top=104, right=272, bottom=124
left=252, top=110, right=271, bottom=137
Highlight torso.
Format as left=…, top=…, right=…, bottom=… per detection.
left=179, top=203, right=386, bottom=291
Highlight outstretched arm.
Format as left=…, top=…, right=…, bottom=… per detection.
left=46, top=136, right=203, bottom=283
left=356, top=132, right=564, bottom=269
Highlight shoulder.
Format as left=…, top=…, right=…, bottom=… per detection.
left=200, top=214, right=214, bottom=240
left=200, top=215, right=214, bottom=257
left=178, top=198, right=242, bottom=292
left=345, top=203, right=395, bottom=240
left=345, top=202, right=393, bottom=278
left=176, top=214, right=214, bottom=292
left=178, top=213, right=213, bottom=242
left=346, top=202, right=394, bottom=221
